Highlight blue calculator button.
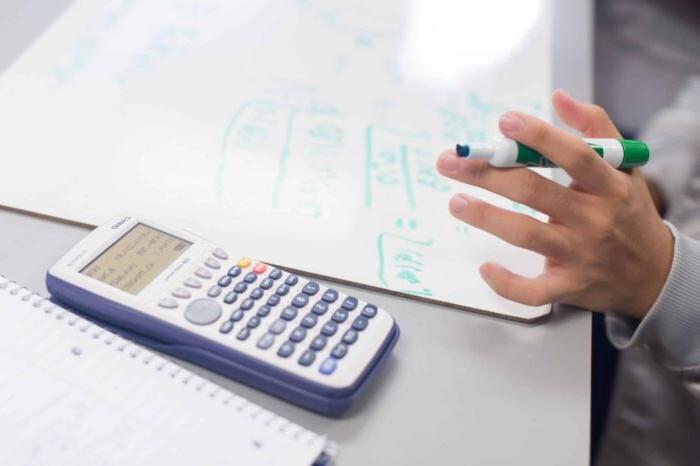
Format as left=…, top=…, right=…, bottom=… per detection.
left=342, top=329, right=358, bottom=345
left=266, top=294, right=280, bottom=306
left=234, top=282, right=248, bottom=293
left=310, top=335, right=327, bottom=351
left=292, top=294, right=308, bottom=308
left=270, top=269, right=282, bottom=280
left=361, top=304, right=378, bottom=318
left=276, top=285, right=289, bottom=296
left=281, top=306, right=298, bottom=321
left=219, top=320, right=234, bottom=334
left=240, top=298, right=254, bottom=311
left=256, top=305, right=271, bottom=317
left=223, top=292, right=238, bottom=305
left=319, top=357, right=337, bottom=375
left=260, top=278, right=274, bottom=290
left=331, top=309, right=348, bottom=323
left=230, top=309, right=244, bottom=322
left=285, top=274, right=299, bottom=286
left=207, top=286, right=222, bottom=298
left=250, top=288, right=264, bottom=300
left=321, top=321, right=338, bottom=337
left=298, top=350, right=316, bottom=367
left=331, top=343, right=348, bottom=359
left=289, top=327, right=307, bottom=343
left=352, top=316, right=369, bottom=331
left=218, top=275, right=232, bottom=287
left=277, top=341, right=296, bottom=358
left=300, top=313, right=318, bottom=329
left=247, top=316, right=261, bottom=328
left=244, top=272, right=257, bottom=284
left=269, top=319, right=287, bottom=335
left=341, top=296, right=358, bottom=311
left=302, top=281, right=320, bottom=296
left=237, top=327, right=251, bottom=341
left=227, top=266, right=241, bottom=277
left=311, top=301, right=328, bottom=315
left=322, top=289, right=338, bottom=303
left=256, top=333, right=275, bottom=350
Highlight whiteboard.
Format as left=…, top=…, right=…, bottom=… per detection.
left=0, top=0, right=553, bottom=321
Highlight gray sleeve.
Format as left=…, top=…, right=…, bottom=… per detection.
left=606, top=222, right=700, bottom=381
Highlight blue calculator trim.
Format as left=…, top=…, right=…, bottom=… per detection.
left=46, top=273, right=399, bottom=417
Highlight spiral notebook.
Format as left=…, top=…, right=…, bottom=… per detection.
left=0, top=275, right=335, bottom=465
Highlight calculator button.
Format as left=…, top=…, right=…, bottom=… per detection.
left=256, top=333, right=275, bottom=350
left=234, top=282, right=248, bottom=293
left=158, top=298, right=179, bottom=309
left=361, top=304, right=378, bottom=318
left=266, top=295, right=281, bottom=306
left=319, top=357, right=337, bottom=375
left=322, top=289, right=338, bottom=303
left=256, top=305, right=272, bottom=317
left=184, top=277, right=202, bottom=289
left=237, top=327, right=251, bottom=341
left=302, top=281, right=320, bottom=296
left=281, top=306, right=298, bottom=321
left=230, top=309, right=244, bottom=322
left=269, top=319, right=287, bottom=335
left=172, top=288, right=191, bottom=299
left=260, top=278, right=274, bottom=290
left=331, top=309, right=348, bottom=323
left=285, top=274, right=299, bottom=286
left=240, top=298, right=254, bottom=311
left=195, top=268, right=212, bottom=279
left=321, top=321, right=338, bottom=337
left=250, top=288, right=264, bottom=300
left=237, top=257, right=252, bottom=268
left=298, top=350, right=316, bottom=367
left=253, top=262, right=267, bottom=274
left=311, top=301, right=329, bottom=315
left=331, top=343, right=348, bottom=359
left=341, top=297, right=358, bottom=311
left=227, top=266, right=242, bottom=277
left=218, top=275, right=232, bottom=287
left=277, top=341, right=295, bottom=358
left=243, top=272, right=257, bottom=284
left=270, top=269, right=282, bottom=280
left=352, top=316, right=369, bottom=331
left=300, top=313, right=317, bottom=329
left=219, top=320, right=234, bottom=334
left=292, top=294, right=308, bottom=308
left=289, top=327, right=307, bottom=343
left=310, top=335, right=327, bottom=351
left=224, top=292, right=238, bottom=305
left=185, top=299, right=222, bottom=325
left=342, top=329, right=358, bottom=345
left=205, top=257, right=221, bottom=269
left=213, top=248, right=229, bottom=260
left=207, top=286, right=222, bottom=298
left=247, top=316, right=261, bottom=328
left=276, top=285, right=290, bottom=296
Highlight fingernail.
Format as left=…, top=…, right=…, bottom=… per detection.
left=437, top=151, right=459, bottom=174
left=499, top=112, right=525, bottom=134
left=449, top=194, right=469, bottom=213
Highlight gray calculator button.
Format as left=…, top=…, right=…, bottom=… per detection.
left=319, top=357, right=337, bottom=375
left=331, top=343, right=348, bottom=359
left=184, top=277, right=202, bottom=289
left=195, top=268, right=212, bottom=279
left=207, top=285, right=222, bottom=298
left=158, top=298, right=179, bottom=309
left=230, top=309, right=244, bottom=322
left=298, top=349, right=316, bottom=367
left=269, top=318, right=287, bottom=335
left=237, top=327, right=251, bottom=341
left=185, top=299, right=222, bottom=325
left=219, top=320, right=234, bottom=334
left=289, top=326, right=307, bottom=343
left=310, top=335, right=327, bottom=351
left=172, top=288, right=191, bottom=299
left=205, top=257, right=221, bottom=269
left=256, top=333, right=275, bottom=350
left=247, top=316, right=261, bottom=328
left=277, top=341, right=295, bottom=358
left=213, top=248, right=229, bottom=260
left=342, top=329, right=358, bottom=345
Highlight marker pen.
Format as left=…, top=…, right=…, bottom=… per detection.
left=455, top=138, right=649, bottom=169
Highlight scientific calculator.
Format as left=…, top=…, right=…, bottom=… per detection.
left=47, top=215, right=399, bottom=416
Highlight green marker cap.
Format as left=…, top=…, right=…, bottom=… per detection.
left=619, top=139, right=649, bottom=168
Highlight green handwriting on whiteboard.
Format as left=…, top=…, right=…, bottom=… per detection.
left=377, top=232, right=434, bottom=297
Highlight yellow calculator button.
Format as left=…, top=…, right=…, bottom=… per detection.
left=237, top=257, right=251, bottom=268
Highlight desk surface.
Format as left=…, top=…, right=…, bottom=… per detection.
left=0, top=2, right=592, bottom=464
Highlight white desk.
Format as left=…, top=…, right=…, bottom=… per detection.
left=0, top=2, right=592, bottom=464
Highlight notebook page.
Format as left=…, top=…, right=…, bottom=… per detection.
left=0, top=276, right=329, bottom=466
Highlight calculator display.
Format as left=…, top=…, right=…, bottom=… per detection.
left=81, top=223, right=192, bottom=294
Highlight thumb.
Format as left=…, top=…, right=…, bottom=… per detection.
left=552, top=89, right=621, bottom=139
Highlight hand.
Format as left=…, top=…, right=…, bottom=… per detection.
left=436, top=90, right=674, bottom=319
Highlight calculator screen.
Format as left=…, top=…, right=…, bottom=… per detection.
left=80, top=223, right=192, bottom=294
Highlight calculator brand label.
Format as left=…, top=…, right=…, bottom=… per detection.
left=111, top=216, right=131, bottom=230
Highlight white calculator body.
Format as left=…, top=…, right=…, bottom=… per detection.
left=47, top=215, right=399, bottom=416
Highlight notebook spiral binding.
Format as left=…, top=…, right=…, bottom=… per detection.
left=0, top=275, right=331, bottom=449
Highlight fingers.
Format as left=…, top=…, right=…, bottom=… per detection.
left=449, top=194, right=568, bottom=259
left=479, top=263, right=568, bottom=306
left=499, top=111, right=617, bottom=194
left=552, top=90, right=621, bottom=139
left=437, top=149, right=580, bottom=221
